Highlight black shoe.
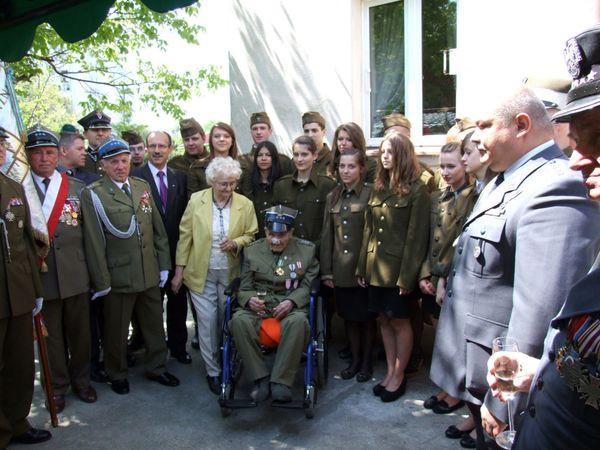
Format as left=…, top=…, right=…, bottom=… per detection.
left=206, top=375, right=221, bottom=395
left=90, top=367, right=110, bottom=383
left=459, top=433, right=476, bottom=449
left=340, top=365, right=360, bottom=380
left=171, top=352, right=192, bottom=364
left=372, top=383, right=385, bottom=397
left=11, top=428, right=52, bottom=444
left=191, top=336, right=200, bottom=350
left=147, top=371, right=180, bottom=387
left=356, top=371, right=372, bottom=383
left=423, top=395, right=439, bottom=409
left=110, top=379, right=130, bottom=395
left=445, top=425, right=475, bottom=440
left=380, top=378, right=407, bottom=403
left=338, top=347, right=352, bottom=360
left=405, top=353, right=424, bottom=374
left=433, top=399, right=465, bottom=414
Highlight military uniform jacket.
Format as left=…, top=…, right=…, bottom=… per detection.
left=420, top=184, right=476, bottom=282
left=0, top=173, right=42, bottom=318
left=240, top=174, right=276, bottom=238
left=168, top=151, right=205, bottom=175
left=320, top=181, right=372, bottom=287
left=83, top=147, right=102, bottom=174
left=513, top=268, right=600, bottom=450
left=272, top=170, right=336, bottom=250
left=312, top=144, right=333, bottom=177
left=187, top=156, right=210, bottom=196
left=81, top=176, right=171, bottom=293
left=238, top=237, right=319, bottom=310
left=430, top=144, right=600, bottom=418
left=356, top=180, right=430, bottom=290
left=40, top=176, right=90, bottom=300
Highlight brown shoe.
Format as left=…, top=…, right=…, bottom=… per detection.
left=45, top=394, right=65, bottom=413
left=74, top=385, right=98, bottom=403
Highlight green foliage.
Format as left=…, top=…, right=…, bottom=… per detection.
left=14, top=70, right=75, bottom=131
left=8, top=0, right=226, bottom=120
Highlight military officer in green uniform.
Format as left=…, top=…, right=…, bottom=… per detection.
left=81, top=137, right=179, bottom=395
left=169, top=118, right=208, bottom=174
left=231, top=206, right=319, bottom=402
left=272, top=135, right=336, bottom=252
left=77, top=109, right=112, bottom=174
left=302, top=111, right=333, bottom=177
left=25, top=125, right=97, bottom=413
left=239, top=112, right=294, bottom=176
left=0, top=126, right=52, bottom=446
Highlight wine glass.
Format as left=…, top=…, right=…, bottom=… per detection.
left=492, top=336, right=520, bottom=449
left=256, top=289, right=267, bottom=315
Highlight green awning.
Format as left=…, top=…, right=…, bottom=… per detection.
left=0, top=0, right=197, bottom=62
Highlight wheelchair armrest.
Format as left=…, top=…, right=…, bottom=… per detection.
left=225, top=277, right=241, bottom=297
left=310, top=278, right=321, bottom=296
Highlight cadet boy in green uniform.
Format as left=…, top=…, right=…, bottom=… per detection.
left=0, top=126, right=52, bottom=446
left=122, top=130, right=145, bottom=169
left=169, top=118, right=208, bottom=175
left=26, top=125, right=97, bottom=413
left=239, top=112, right=294, bottom=175
left=81, top=137, right=179, bottom=395
left=231, top=205, right=319, bottom=402
left=302, top=111, right=332, bottom=176
left=78, top=109, right=112, bottom=174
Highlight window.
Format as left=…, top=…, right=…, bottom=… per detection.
left=364, top=0, right=457, bottom=145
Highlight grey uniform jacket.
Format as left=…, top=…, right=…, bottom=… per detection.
left=513, top=268, right=600, bottom=450
left=430, top=144, right=600, bottom=422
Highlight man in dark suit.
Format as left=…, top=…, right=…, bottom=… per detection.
left=132, top=131, right=191, bottom=363
left=430, top=87, right=600, bottom=449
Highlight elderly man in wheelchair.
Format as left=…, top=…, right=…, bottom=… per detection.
left=230, top=205, right=319, bottom=403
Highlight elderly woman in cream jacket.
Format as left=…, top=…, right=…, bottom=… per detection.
left=172, top=157, right=257, bottom=395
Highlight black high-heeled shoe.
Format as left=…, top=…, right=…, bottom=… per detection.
left=380, top=377, right=407, bottom=403
left=372, top=382, right=385, bottom=397
left=341, top=365, right=360, bottom=380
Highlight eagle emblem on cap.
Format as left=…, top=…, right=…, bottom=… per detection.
left=96, top=110, right=103, bottom=119
left=564, top=38, right=584, bottom=79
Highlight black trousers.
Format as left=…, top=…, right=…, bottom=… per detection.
left=89, top=297, right=104, bottom=369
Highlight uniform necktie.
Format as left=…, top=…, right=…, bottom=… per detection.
left=157, top=171, right=168, bottom=211
left=495, top=172, right=505, bottom=187
left=42, top=177, right=51, bottom=193
left=122, top=183, right=132, bottom=199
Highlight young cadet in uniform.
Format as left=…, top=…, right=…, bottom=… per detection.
left=77, top=109, right=112, bottom=174
left=239, top=112, right=294, bottom=176
left=122, top=130, right=145, bottom=169
left=169, top=118, right=208, bottom=175
left=81, top=137, right=179, bottom=395
left=419, top=142, right=476, bottom=426
left=357, top=131, right=430, bottom=403
left=188, top=122, right=240, bottom=196
left=231, top=205, right=319, bottom=403
left=321, top=149, right=376, bottom=381
left=57, top=125, right=100, bottom=186
left=0, top=126, right=51, bottom=446
left=272, top=135, right=336, bottom=252
left=328, top=122, right=377, bottom=183
left=302, top=111, right=332, bottom=176
left=25, top=125, right=97, bottom=413
left=486, top=25, right=600, bottom=450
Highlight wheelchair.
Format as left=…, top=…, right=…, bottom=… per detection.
left=218, top=278, right=328, bottom=419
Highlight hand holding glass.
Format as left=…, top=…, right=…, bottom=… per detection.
left=492, top=336, right=520, bottom=449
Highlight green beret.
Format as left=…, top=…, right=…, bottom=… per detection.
left=180, top=118, right=205, bottom=138
left=302, top=111, right=325, bottom=128
left=250, top=112, right=272, bottom=128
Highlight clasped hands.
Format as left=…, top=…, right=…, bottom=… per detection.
left=249, top=297, right=293, bottom=320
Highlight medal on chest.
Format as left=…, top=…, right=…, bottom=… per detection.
left=140, top=190, right=153, bottom=213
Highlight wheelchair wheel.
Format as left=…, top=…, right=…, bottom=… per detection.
left=304, top=384, right=316, bottom=419
left=315, top=296, right=329, bottom=388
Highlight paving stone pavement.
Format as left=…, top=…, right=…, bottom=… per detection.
left=15, top=319, right=472, bottom=450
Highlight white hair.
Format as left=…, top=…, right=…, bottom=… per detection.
left=205, top=156, right=242, bottom=185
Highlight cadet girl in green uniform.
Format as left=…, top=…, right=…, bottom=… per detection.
left=321, top=149, right=376, bottom=381
left=240, top=141, right=283, bottom=238
left=272, top=135, right=336, bottom=252
left=357, top=132, right=430, bottom=403
left=327, top=122, right=377, bottom=183
left=187, top=122, right=240, bottom=196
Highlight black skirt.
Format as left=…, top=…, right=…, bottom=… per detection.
left=334, top=286, right=376, bottom=322
left=368, top=286, right=418, bottom=319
